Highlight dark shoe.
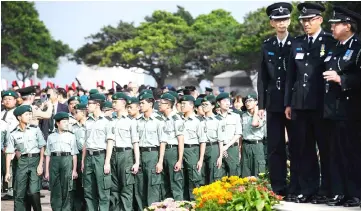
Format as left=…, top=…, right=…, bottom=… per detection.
left=29, top=193, right=42, bottom=211
left=295, top=194, right=312, bottom=203
left=1, top=194, right=14, bottom=201
left=275, top=190, right=287, bottom=197
left=343, top=197, right=361, bottom=207
left=284, top=194, right=297, bottom=202
left=311, top=195, right=329, bottom=204
left=327, top=195, right=346, bottom=206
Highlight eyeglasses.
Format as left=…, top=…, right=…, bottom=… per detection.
left=299, top=16, right=320, bottom=24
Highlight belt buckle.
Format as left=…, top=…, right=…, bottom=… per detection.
left=148, top=147, right=152, bottom=152
left=88, top=150, right=93, bottom=155
left=28, top=154, right=32, bottom=157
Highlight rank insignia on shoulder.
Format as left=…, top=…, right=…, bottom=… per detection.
left=287, top=41, right=291, bottom=45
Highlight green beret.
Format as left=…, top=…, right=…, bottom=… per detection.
left=202, top=95, right=216, bottom=103
left=127, top=97, right=139, bottom=105
left=89, top=93, right=106, bottom=102
left=139, top=93, right=154, bottom=101
left=244, top=94, right=258, bottom=101
left=101, top=101, right=113, bottom=110
left=89, top=89, right=99, bottom=95
left=167, top=91, right=179, bottom=100
left=68, top=96, right=80, bottom=104
left=1, top=90, right=18, bottom=98
left=74, top=103, right=88, bottom=110
left=180, top=95, right=195, bottom=102
left=54, top=112, right=69, bottom=121
left=216, top=92, right=230, bottom=101
left=160, top=93, right=175, bottom=103
left=112, top=92, right=128, bottom=101
left=13, top=105, right=32, bottom=117
left=195, top=98, right=203, bottom=107
left=139, top=89, right=153, bottom=96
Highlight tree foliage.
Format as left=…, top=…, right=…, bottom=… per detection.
left=1, top=1, right=72, bottom=81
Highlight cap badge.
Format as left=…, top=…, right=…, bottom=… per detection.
left=279, top=6, right=284, bottom=13
left=302, top=7, right=307, bottom=14
left=287, top=41, right=291, bottom=45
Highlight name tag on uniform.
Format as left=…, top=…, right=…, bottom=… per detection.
left=295, top=53, right=304, bottom=60
left=324, top=56, right=332, bottom=62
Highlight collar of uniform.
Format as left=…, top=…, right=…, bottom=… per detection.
left=69, top=113, right=75, bottom=119
left=140, top=112, right=157, bottom=120
left=277, top=32, right=289, bottom=46
left=245, top=111, right=254, bottom=117
left=205, top=114, right=215, bottom=120
left=308, top=28, right=322, bottom=43
left=87, top=113, right=104, bottom=121
left=164, top=110, right=177, bottom=120
left=116, top=113, right=128, bottom=119
left=16, top=125, right=30, bottom=131
left=341, top=33, right=355, bottom=45
left=182, top=113, right=196, bottom=120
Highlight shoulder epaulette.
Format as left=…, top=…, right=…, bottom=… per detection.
left=10, top=127, right=17, bottom=133
left=215, top=116, right=222, bottom=121
left=155, top=116, right=164, bottom=121
left=105, top=116, right=112, bottom=121
left=29, top=125, right=37, bottom=128
left=128, top=115, right=134, bottom=120
left=66, top=130, right=74, bottom=134
left=172, top=115, right=179, bottom=121
left=263, top=38, right=270, bottom=43
left=195, top=116, right=204, bottom=121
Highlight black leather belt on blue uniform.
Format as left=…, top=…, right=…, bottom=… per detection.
left=140, top=147, right=158, bottom=152
left=86, top=149, right=105, bottom=156
left=166, top=144, right=178, bottom=149
left=206, top=142, right=217, bottom=146
left=51, top=152, right=71, bottom=156
left=184, top=144, right=199, bottom=148
left=243, top=139, right=263, bottom=144
left=21, top=153, right=40, bottom=157
left=114, top=147, right=132, bottom=152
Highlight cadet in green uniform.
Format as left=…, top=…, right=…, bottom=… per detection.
left=127, top=97, right=141, bottom=119
left=5, top=105, right=46, bottom=211
left=68, top=96, right=80, bottom=128
left=179, top=95, right=206, bottom=200
left=240, top=94, right=266, bottom=177
left=81, top=94, right=112, bottom=211
left=107, top=92, right=139, bottom=211
left=195, top=98, right=205, bottom=117
left=101, top=101, right=114, bottom=119
left=72, top=104, right=88, bottom=211
left=45, top=112, right=79, bottom=211
left=216, top=92, right=242, bottom=176
left=134, top=93, right=167, bottom=210
left=201, top=95, right=224, bottom=184
left=158, top=93, right=185, bottom=200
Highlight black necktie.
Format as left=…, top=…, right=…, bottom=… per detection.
left=2, top=110, right=8, bottom=121
left=279, top=42, right=283, bottom=51
left=308, top=37, right=313, bottom=48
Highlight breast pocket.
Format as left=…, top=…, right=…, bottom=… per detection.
left=226, top=120, right=236, bottom=134
left=187, top=128, right=197, bottom=139
left=206, top=124, right=217, bottom=139
left=15, top=138, right=26, bottom=152
left=147, top=125, right=158, bottom=139
left=117, top=126, right=131, bottom=139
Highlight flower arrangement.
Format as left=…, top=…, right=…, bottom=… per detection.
left=144, top=198, right=196, bottom=211
left=193, top=176, right=282, bottom=211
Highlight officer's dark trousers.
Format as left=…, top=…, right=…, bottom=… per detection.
left=291, top=110, right=329, bottom=196
left=267, top=112, right=291, bottom=193
left=327, top=120, right=361, bottom=197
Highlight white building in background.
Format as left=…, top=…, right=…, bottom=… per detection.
left=76, top=65, right=157, bottom=90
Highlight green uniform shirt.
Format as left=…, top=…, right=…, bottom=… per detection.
left=162, top=111, right=184, bottom=145
left=68, top=113, right=78, bottom=131
left=181, top=113, right=207, bottom=145
left=204, top=115, right=224, bottom=143
left=5, top=125, right=46, bottom=154
left=241, top=112, right=265, bottom=140
left=218, top=111, right=242, bottom=144
left=108, top=114, right=138, bottom=148
left=85, top=114, right=112, bottom=150
left=137, top=112, right=167, bottom=147
left=44, top=130, right=79, bottom=156
left=72, top=122, right=86, bottom=150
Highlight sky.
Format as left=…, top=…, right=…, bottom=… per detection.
left=1, top=1, right=273, bottom=87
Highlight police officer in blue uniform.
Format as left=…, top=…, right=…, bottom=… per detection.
left=284, top=2, right=336, bottom=203
left=322, top=6, right=361, bottom=207
left=258, top=2, right=294, bottom=200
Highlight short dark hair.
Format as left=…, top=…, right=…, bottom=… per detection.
left=145, top=98, right=155, bottom=108
left=350, top=22, right=358, bottom=33
left=153, top=88, right=163, bottom=100
left=57, top=88, right=67, bottom=98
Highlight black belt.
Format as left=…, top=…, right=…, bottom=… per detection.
left=21, top=153, right=40, bottom=158
left=224, top=142, right=239, bottom=147
left=86, top=150, right=105, bottom=156
left=114, top=147, right=132, bottom=152
left=166, top=144, right=178, bottom=149
left=51, top=152, right=71, bottom=156
left=206, top=142, right=218, bottom=147
left=184, top=144, right=199, bottom=148
left=140, top=147, right=158, bottom=152
left=243, top=139, right=263, bottom=144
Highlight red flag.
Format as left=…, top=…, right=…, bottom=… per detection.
left=66, top=85, right=69, bottom=92
left=72, top=82, right=76, bottom=90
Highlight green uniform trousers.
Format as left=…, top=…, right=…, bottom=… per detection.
left=240, top=141, right=266, bottom=177
left=14, top=155, right=42, bottom=211
left=204, top=143, right=223, bottom=185
left=49, top=155, right=74, bottom=211
left=109, top=149, right=135, bottom=211
left=73, top=152, right=85, bottom=211
left=183, top=145, right=202, bottom=201
left=83, top=152, right=111, bottom=211
left=223, top=144, right=240, bottom=177
left=162, top=146, right=184, bottom=201
left=134, top=150, right=162, bottom=210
